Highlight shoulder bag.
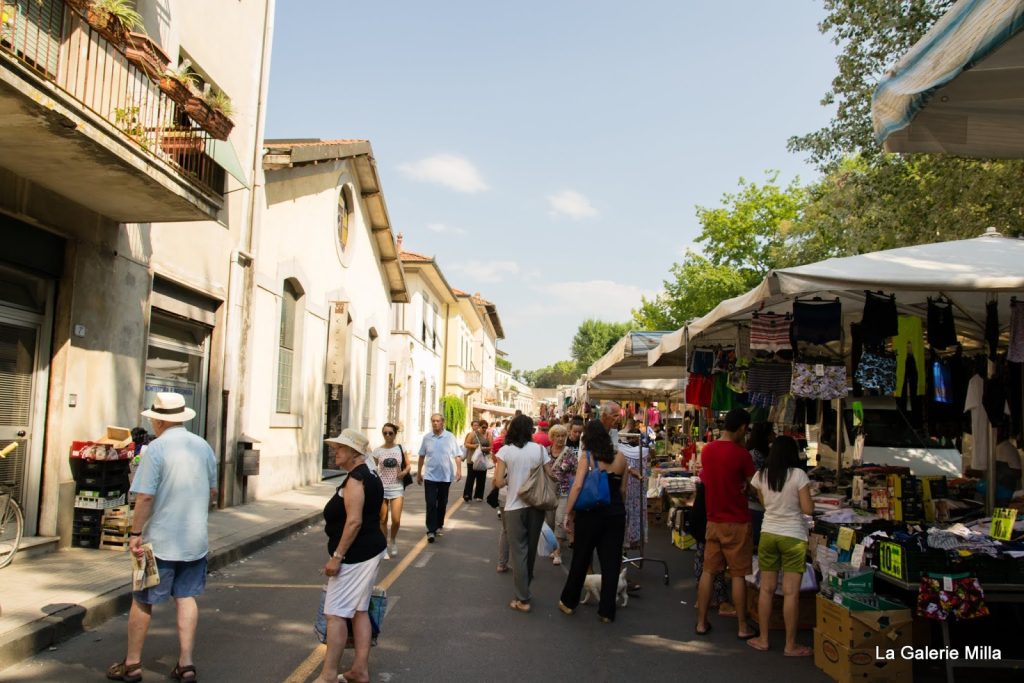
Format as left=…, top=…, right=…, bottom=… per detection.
left=573, top=450, right=610, bottom=511
left=399, top=445, right=413, bottom=489
left=517, top=444, right=558, bottom=510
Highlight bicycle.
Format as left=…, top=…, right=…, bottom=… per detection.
left=0, top=441, right=23, bottom=569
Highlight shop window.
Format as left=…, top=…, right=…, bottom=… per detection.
left=145, top=313, right=210, bottom=435
left=276, top=279, right=304, bottom=414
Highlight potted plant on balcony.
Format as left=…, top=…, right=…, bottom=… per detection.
left=125, top=32, right=170, bottom=81
left=183, top=93, right=213, bottom=130
left=201, top=90, right=234, bottom=140
left=159, top=128, right=205, bottom=156
left=159, top=60, right=195, bottom=107
left=85, top=0, right=143, bottom=47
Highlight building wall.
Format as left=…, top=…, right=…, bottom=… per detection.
left=251, top=157, right=393, bottom=498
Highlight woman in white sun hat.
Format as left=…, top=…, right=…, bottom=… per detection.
left=318, top=429, right=387, bottom=683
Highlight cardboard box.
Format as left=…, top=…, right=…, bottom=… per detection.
left=816, top=594, right=912, bottom=649
left=814, top=628, right=912, bottom=683
left=646, top=496, right=664, bottom=513
left=746, top=585, right=817, bottom=631
left=96, top=426, right=132, bottom=448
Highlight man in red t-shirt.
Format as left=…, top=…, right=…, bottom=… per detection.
left=696, top=408, right=757, bottom=639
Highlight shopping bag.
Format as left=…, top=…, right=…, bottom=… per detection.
left=537, top=522, right=558, bottom=557
left=314, top=584, right=327, bottom=643
left=131, top=543, right=160, bottom=591
left=573, top=451, right=610, bottom=511
left=518, top=463, right=557, bottom=510
left=368, top=587, right=387, bottom=640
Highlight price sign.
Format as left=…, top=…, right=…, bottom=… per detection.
left=878, top=541, right=904, bottom=580
left=850, top=543, right=865, bottom=569
left=990, top=508, right=1018, bottom=541
left=837, top=527, right=856, bottom=551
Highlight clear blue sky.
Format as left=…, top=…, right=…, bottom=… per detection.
left=265, top=1, right=840, bottom=371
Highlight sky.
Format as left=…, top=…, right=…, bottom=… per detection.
left=265, top=1, right=841, bottom=371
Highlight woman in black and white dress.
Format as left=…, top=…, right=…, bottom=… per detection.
left=370, top=423, right=409, bottom=558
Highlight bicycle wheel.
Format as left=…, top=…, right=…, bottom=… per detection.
left=0, top=498, right=23, bottom=569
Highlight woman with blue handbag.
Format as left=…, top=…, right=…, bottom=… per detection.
left=558, top=419, right=627, bottom=623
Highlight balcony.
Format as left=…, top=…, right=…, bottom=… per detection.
left=447, top=365, right=481, bottom=391
left=0, top=1, right=225, bottom=222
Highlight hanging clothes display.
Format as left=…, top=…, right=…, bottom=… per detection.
left=927, top=298, right=958, bottom=350
left=646, top=404, right=661, bottom=427
left=985, top=300, right=999, bottom=359
left=964, top=373, right=989, bottom=471
left=860, top=291, right=899, bottom=345
left=894, top=315, right=926, bottom=397
left=790, top=362, right=848, bottom=400
left=685, top=374, right=714, bottom=407
left=932, top=360, right=952, bottom=404
left=791, top=299, right=842, bottom=345
left=746, top=361, right=793, bottom=397
left=854, top=351, right=897, bottom=394
left=711, top=372, right=739, bottom=412
left=1008, top=301, right=1024, bottom=363
left=749, top=312, right=792, bottom=352
left=690, top=349, right=716, bottom=375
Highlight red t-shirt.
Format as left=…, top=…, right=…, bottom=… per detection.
left=699, top=439, right=755, bottom=523
left=532, top=432, right=552, bottom=448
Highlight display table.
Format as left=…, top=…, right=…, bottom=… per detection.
left=874, top=571, right=1024, bottom=683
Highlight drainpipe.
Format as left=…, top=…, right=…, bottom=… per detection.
left=221, top=0, right=274, bottom=505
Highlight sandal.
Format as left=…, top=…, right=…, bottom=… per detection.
left=746, top=639, right=770, bottom=652
left=695, top=621, right=712, bottom=636
left=784, top=645, right=813, bottom=657
left=737, top=629, right=760, bottom=641
left=106, top=660, right=142, bottom=682
left=509, top=600, right=532, bottom=613
left=496, top=565, right=509, bottom=573
left=172, top=663, right=197, bottom=682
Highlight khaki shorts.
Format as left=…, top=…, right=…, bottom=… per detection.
left=758, top=532, right=807, bottom=574
left=704, top=521, right=753, bottom=577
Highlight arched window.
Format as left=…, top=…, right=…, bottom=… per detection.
left=337, top=186, right=353, bottom=253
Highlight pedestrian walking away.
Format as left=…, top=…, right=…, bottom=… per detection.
left=463, top=419, right=492, bottom=502
left=319, top=429, right=388, bottom=683
left=493, top=414, right=551, bottom=613
left=369, top=422, right=409, bottom=558
left=695, top=407, right=757, bottom=639
left=107, top=392, right=218, bottom=683
left=559, top=419, right=627, bottom=623
left=416, top=413, right=463, bottom=542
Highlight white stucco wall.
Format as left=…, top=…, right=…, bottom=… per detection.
left=245, top=158, right=393, bottom=498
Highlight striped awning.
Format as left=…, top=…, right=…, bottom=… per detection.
left=872, top=0, right=1024, bottom=156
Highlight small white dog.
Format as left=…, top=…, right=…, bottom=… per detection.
left=580, top=566, right=629, bottom=607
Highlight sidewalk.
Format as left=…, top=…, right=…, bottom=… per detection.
left=0, top=480, right=337, bottom=672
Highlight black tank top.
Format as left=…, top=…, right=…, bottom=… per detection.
left=323, top=463, right=387, bottom=562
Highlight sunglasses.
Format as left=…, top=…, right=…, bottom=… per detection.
left=382, top=431, right=396, bottom=436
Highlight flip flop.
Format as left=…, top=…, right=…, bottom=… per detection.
left=746, top=639, right=770, bottom=652
left=695, top=621, right=712, bottom=636
left=737, top=630, right=760, bottom=641
left=784, top=645, right=813, bottom=657
left=509, top=600, right=532, bottom=613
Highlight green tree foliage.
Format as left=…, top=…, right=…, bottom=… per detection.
left=571, top=319, right=633, bottom=372
left=523, top=360, right=579, bottom=389
left=788, top=0, right=954, bottom=168
left=440, top=394, right=466, bottom=436
left=496, top=357, right=512, bottom=372
left=633, top=173, right=804, bottom=330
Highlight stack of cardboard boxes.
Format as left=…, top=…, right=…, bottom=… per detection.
left=814, top=567, right=913, bottom=683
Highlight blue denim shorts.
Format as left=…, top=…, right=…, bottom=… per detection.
left=133, top=555, right=208, bottom=605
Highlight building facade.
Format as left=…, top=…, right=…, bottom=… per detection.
left=0, top=0, right=274, bottom=543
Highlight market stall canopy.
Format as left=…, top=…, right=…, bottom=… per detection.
left=585, top=331, right=685, bottom=400
left=873, top=0, right=1024, bottom=156
left=649, top=231, right=1024, bottom=365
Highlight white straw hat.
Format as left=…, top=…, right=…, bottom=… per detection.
left=324, top=428, right=369, bottom=455
left=140, top=392, right=196, bottom=422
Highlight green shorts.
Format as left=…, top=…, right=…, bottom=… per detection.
left=757, top=532, right=807, bottom=574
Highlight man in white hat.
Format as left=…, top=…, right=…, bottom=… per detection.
left=107, top=392, right=217, bottom=683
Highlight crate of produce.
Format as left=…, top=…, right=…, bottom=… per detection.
left=73, top=508, right=104, bottom=525
left=74, top=493, right=126, bottom=510
left=72, top=530, right=102, bottom=549
left=69, top=457, right=131, bottom=481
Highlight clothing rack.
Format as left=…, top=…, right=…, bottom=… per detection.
left=618, top=433, right=670, bottom=585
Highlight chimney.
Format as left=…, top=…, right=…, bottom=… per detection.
left=396, top=232, right=404, bottom=252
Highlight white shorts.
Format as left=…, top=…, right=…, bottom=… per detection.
left=383, top=488, right=404, bottom=501
left=324, top=551, right=385, bottom=618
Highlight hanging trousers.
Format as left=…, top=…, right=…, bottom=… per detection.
left=894, top=315, right=926, bottom=397
left=560, top=510, right=627, bottom=620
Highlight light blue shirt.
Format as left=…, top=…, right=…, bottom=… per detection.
left=418, top=430, right=461, bottom=482
left=130, top=426, right=217, bottom=562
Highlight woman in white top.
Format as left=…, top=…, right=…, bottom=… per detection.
left=369, top=423, right=410, bottom=558
left=494, top=414, right=552, bottom=613
left=746, top=436, right=813, bottom=657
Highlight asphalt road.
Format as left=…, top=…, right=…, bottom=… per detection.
left=0, top=479, right=831, bottom=682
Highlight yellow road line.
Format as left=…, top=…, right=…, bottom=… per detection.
left=282, top=496, right=465, bottom=682
left=216, top=583, right=323, bottom=589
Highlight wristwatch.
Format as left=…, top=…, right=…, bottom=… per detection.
left=331, top=551, right=343, bottom=560
left=129, top=531, right=142, bottom=537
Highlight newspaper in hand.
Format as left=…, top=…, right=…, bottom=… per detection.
left=131, top=543, right=160, bottom=591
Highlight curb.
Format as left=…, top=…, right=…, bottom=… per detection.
left=0, top=510, right=322, bottom=673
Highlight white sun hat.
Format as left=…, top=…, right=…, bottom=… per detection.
left=140, top=392, right=197, bottom=422
left=324, top=428, right=369, bottom=455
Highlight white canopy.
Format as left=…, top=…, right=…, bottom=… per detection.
left=649, top=231, right=1024, bottom=365
left=873, top=0, right=1024, bottom=157
left=584, top=332, right=685, bottom=400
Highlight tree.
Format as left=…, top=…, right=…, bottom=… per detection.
left=523, top=360, right=579, bottom=388
left=570, top=319, right=633, bottom=372
left=788, top=0, right=954, bottom=168
left=633, top=172, right=805, bottom=329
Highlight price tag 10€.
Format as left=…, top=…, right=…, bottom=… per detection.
left=990, top=508, right=1018, bottom=541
